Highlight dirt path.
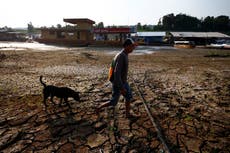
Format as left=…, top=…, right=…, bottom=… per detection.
left=0, top=48, right=229, bottom=152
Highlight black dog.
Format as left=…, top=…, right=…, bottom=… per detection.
left=40, top=76, right=80, bottom=107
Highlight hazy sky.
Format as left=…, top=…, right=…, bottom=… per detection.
left=1, top=0, right=230, bottom=28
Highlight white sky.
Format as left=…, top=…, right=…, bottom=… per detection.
left=1, top=0, right=230, bottom=28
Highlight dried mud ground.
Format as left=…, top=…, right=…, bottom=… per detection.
left=0, top=47, right=229, bottom=153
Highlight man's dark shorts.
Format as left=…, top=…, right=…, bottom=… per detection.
left=109, top=82, right=133, bottom=106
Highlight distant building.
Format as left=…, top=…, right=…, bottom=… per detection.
left=93, top=26, right=136, bottom=46
left=169, top=32, right=230, bottom=45
left=0, top=29, right=26, bottom=41
left=131, top=32, right=166, bottom=45
left=37, top=18, right=95, bottom=46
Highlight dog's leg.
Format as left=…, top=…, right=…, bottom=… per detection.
left=43, top=91, right=48, bottom=107
left=64, top=97, right=68, bottom=103
left=43, top=97, right=48, bottom=107
left=64, top=98, right=72, bottom=114
left=59, top=98, right=63, bottom=106
left=50, top=95, right=55, bottom=105
left=63, top=98, right=69, bottom=106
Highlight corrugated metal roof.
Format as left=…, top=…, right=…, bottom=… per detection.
left=134, top=32, right=166, bottom=37
left=170, top=32, right=230, bottom=38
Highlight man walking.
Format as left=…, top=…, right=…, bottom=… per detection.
left=96, top=38, right=138, bottom=118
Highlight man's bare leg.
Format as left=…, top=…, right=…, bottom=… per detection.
left=125, top=101, right=131, bottom=117
left=96, top=102, right=111, bottom=114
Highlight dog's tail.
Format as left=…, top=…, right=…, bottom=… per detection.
left=40, top=75, right=46, bottom=87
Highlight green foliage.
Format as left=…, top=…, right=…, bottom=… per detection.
left=214, top=15, right=229, bottom=31
left=136, top=22, right=154, bottom=31
left=137, top=22, right=142, bottom=31
left=27, top=22, right=34, bottom=34
left=108, top=126, right=117, bottom=131
left=152, top=13, right=230, bottom=33
left=56, top=24, right=62, bottom=29
left=95, top=22, right=104, bottom=28
left=184, top=114, right=193, bottom=121
left=0, top=26, right=13, bottom=32
left=211, top=148, right=221, bottom=153
left=201, top=16, right=215, bottom=31
left=204, top=51, right=230, bottom=58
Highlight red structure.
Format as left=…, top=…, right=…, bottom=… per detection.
left=93, top=28, right=132, bottom=34
left=93, top=27, right=136, bottom=46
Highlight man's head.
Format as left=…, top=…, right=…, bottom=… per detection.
left=123, top=38, right=136, bottom=54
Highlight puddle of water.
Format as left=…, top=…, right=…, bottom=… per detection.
left=0, top=42, right=175, bottom=55
left=0, top=42, right=69, bottom=51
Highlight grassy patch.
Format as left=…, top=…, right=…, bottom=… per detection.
left=204, top=51, right=230, bottom=58
left=184, top=114, right=193, bottom=121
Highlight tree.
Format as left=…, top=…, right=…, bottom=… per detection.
left=153, top=18, right=164, bottom=31
left=162, top=13, right=175, bottom=30
left=137, top=22, right=142, bottom=31
left=157, top=18, right=162, bottom=26
left=142, top=24, right=148, bottom=31
left=201, top=16, right=214, bottom=31
left=96, top=22, right=104, bottom=28
left=57, top=24, right=62, bottom=29
left=214, top=15, right=229, bottom=31
left=174, top=14, right=201, bottom=31
left=27, top=22, right=34, bottom=34
left=158, top=13, right=229, bottom=33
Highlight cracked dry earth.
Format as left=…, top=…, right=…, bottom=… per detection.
left=0, top=48, right=229, bottom=153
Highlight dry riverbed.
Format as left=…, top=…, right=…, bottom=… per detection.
left=0, top=47, right=229, bottom=152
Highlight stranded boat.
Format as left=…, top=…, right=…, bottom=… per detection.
left=174, top=41, right=195, bottom=49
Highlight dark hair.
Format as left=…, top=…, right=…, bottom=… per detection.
left=123, top=38, right=135, bottom=47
